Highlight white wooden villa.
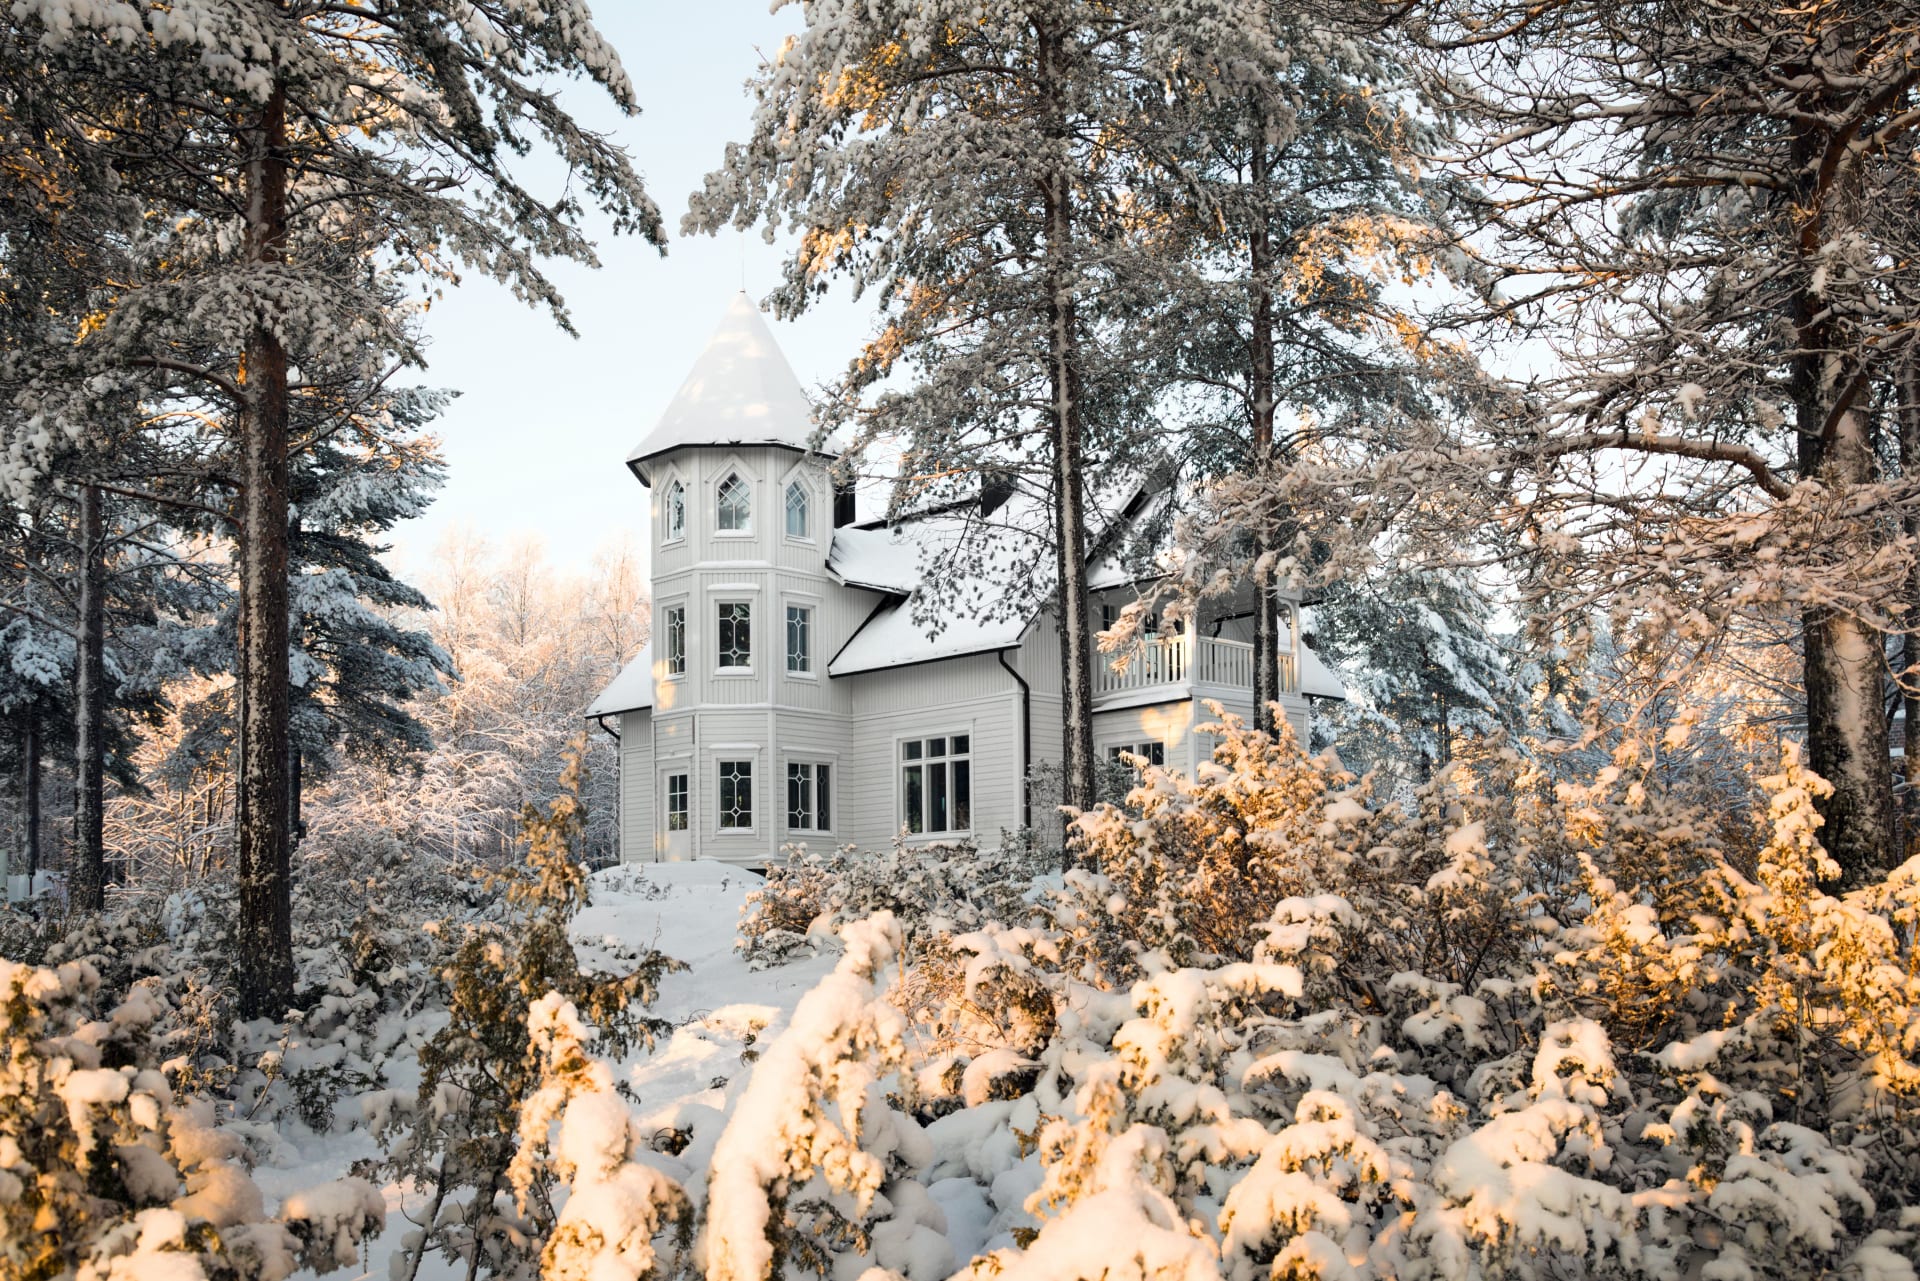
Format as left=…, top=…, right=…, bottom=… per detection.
left=586, top=295, right=1346, bottom=867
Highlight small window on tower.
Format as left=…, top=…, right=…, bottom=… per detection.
left=665, top=605, right=686, bottom=676
left=718, top=761, right=753, bottom=829
left=717, top=472, right=751, bottom=532
left=665, top=481, right=686, bottom=540
left=786, top=605, right=812, bottom=673
left=785, top=480, right=811, bottom=538
left=717, top=601, right=752, bottom=669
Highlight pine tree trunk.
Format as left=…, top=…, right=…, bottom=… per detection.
left=70, top=481, right=106, bottom=912
left=235, top=83, right=296, bottom=1018
left=1901, top=355, right=1920, bottom=859
left=1248, top=127, right=1281, bottom=734
left=21, top=714, right=40, bottom=885
left=1795, top=384, right=1895, bottom=881
left=1803, top=608, right=1895, bottom=879
left=1788, top=98, right=1895, bottom=884
left=1038, top=25, right=1097, bottom=833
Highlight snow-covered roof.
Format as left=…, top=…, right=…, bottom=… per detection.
left=1298, top=641, right=1348, bottom=701
left=586, top=644, right=654, bottom=717
left=625, top=294, right=826, bottom=485
left=827, top=480, right=1136, bottom=676
left=829, top=602, right=1028, bottom=675
left=824, top=525, right=921, bottom=595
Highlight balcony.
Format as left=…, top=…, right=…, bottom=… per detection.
left=1094, top=634, right=1298, bottom=704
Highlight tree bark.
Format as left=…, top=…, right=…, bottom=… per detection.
left=21, top=714, right=40, bottom=886
left=1248, top=122, right=1282, bottom=735
left=235, top=82, right=296, bottom=1018
left=1901, top=356, right=1920, bottom=860
left=1038, top=24, right=1097, bottom=834
left=1803, top=607, right=1896, bottom=878
left=70, top=481, right=106, bottom=912
left=1787, top=89, right=1896, bottom=884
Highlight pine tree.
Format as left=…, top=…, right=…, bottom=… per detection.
left=1314, top=562, right=1522, bottom=788
left=1150, top=0, right=1451, bottom=732
left=3, top=1, right=664, bottom=1014
left=1400, top=0, right=1920, bottom=879
left=689, top=0, right=1257, bottom=819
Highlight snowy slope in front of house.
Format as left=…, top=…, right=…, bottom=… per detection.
left=263, top=859, right=837, bottom=1281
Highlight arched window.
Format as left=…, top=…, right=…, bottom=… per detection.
left=664, top=480, right=686, bottom=540
left=717, top=472, right=751, bottom=532
left=784, top=480, right=810, bottom=538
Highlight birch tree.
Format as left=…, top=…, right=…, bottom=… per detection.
left=4, top=1, right=662, bottom=1014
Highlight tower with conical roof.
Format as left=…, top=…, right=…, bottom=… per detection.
left=586, top=294, right=1346, bottom=869
left=599, top=294, right=857, bottom=865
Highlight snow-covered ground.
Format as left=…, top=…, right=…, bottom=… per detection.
left=575, top=862, right=839, bottom=1144
left=263, top=860, right=843, bottom=1280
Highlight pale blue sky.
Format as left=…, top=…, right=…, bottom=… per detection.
left=390, top=2, right=870, bottom=576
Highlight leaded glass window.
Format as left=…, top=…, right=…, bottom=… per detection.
left=787, top=762, right=830, bottom=831
left=719, top=761, right=753, bottom=829
left=665, top=481, right=686, bottom=539
left=665, top=605, right=686, bottom=676
left=717, top=601, right=751, bottom=669
left=717, top=472, right=751, bottom=532
left=786, top=605, right=812, bottom=673
left=785, top=480, right=810, bottom=538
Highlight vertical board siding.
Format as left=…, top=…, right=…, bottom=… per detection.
left=619, top=709, right=654, bottom=863
left=625, top=441, right=1325, bottom=865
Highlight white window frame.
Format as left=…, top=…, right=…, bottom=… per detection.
left=716, top=756, right=756, bottom=833
left=1105, top=740, right=1166, bottom=769
left=784, top=601, right=815, bottom=677
left=662, top=598, right=688, bottom=680
left=783, top=478, right=813, bottom=542
left=785, top=758, right=833, bottom=834
left=897, top=731, right=974, bottom=838
left=715, top=597, right=753, bottom=674
left=662, top=474, right=687, bottom=544
left=714, top=465, right=753, bottom=537
left=663, top=769, right=690, bottom=832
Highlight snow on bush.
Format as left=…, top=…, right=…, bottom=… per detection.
left=890, top=717, right=1918, bottom=1281
left=0, top=957, right=381, bottom=1281
left=702, top=912, right=949, bottom=1281
left=737, top=837, right=1046, bottom=969
left=6, top=716, right=1919, bottom=1281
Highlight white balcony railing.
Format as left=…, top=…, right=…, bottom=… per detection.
left=1096, top=635, right=1299, bottom=698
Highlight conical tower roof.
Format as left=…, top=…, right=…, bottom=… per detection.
left=625, top=293, right=823, bottom=484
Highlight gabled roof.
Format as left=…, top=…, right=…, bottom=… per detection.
left=586, top=643, right=654, bottom=717
left=625, top=294, right=825, bottom=485
left=827, top=479, right=1132, bottom=676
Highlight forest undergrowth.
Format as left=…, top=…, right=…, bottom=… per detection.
left=3, top=719, right=1917, bottom=1281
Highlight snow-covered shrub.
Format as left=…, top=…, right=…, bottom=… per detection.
left=737, top=837, right=1046, bottom=968
left=513, top=992, right=692, bottom=1280
left=381, top=743, right=681, bottom=1281
left=0, top=957, right=381, bottom=1281
left=892, top=719, right=1920, bottom=1281
left=704, top=913, right=947, bottom=1281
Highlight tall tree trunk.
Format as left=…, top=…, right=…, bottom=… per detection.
left=236, top=83, right=296, bottom=1018
left=1038, top=25, right=1097, bottom=834
left=21, top=713, right=40, bottom=887
left=70, top=481, right=106, bottom=912
left=1248, top=126, right=1282, bottom=734
left=1788, top=97, right=1895, bottom=884
left=1901, top=355, right=1920, bottom=859
left=1796, top=389, right=1895, bottom=881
